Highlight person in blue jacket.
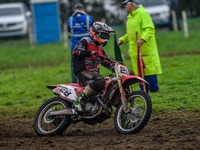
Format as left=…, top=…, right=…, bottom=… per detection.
left=68, top=3, right=93, bottom=83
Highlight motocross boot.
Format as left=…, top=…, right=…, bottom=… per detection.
left=74, top=85, right=96, bottom=113
left=74, top=92, right=87, bottom=113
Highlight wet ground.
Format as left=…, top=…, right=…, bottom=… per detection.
left=0, top=110, right=200, bottom=150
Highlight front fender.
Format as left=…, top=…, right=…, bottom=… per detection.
left=122, top=75, right=149, bottom=86
left=46, top=85, right=58, bottom=89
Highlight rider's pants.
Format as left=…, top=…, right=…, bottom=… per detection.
left=76, top=71, right=106, bottom=93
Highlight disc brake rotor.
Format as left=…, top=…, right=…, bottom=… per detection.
left=50, top=116, right=63, bottom=128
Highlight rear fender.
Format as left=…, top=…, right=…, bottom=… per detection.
left=46, top=84, right=85, bottom=102
left=46, top=85, right=60, bottom=96
left=46, top=85, right=57, bottom=89
left=122, top=75, right=149, bottom=86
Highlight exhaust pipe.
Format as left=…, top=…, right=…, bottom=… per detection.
left=47, top=109, right=77, bottom=116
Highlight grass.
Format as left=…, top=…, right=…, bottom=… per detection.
left=1, top=28, right=200, bottom=70
left=0, top=42, right=70, bottom=70
left=1, top=53, right=199, bottom=118
left=156, top=29, right=200, bottom=55
left=0, top=63, right=71, bottom=117
left=0, top=20, right=200, bottom=118
left=152, top=55, right=200, bottom=111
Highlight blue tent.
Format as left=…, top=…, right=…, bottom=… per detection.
left=30, top=0, right=61, bottom=44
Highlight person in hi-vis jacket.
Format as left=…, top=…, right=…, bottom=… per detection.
left=68, top=3, right=93, bottom=83
left=118, top=0, right=162, bottom=92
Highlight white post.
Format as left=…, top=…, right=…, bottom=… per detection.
left=101, top=18, right=106, bottom=23
left=28, top=22, right=34, bottom=49
left=172, top=10, right=178, bottom=31
left=13, top=72, right=17, bottom=83
left=182, top=10, right=189, bottom=38
left=63, top=22, right=68, bottom=49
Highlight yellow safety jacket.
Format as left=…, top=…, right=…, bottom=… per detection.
left=119, top=6, right=162, bottom=76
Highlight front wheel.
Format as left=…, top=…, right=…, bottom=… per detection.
left=34, top=97, right=71, bottom=136
left=114, top=91, right=152, bottom=134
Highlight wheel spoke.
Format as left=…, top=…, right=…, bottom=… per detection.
left=39, top=102, right=65, bottom=133
left=123, top=119, right=130, bottom=128
left=115, top=91, right=152, bottom=134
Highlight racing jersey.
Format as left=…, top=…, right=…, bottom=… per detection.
left=72, top=37, right=114, bottom=75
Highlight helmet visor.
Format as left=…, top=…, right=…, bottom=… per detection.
left=99, top=32, right=110, bottom=39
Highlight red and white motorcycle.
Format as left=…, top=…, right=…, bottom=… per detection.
left=34, top=56, right=152, bottom=136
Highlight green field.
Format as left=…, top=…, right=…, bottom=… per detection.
left=0, top=24, right=200, bottom=118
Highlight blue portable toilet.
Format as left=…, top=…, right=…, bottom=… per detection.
left=30, top=0, right=61, bottom=44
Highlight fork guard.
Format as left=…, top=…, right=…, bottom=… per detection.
left=122, top=75, right=149, bottom=86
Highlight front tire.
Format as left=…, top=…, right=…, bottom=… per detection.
left=114, top=91, right=152, bottom=134
left=34, top=97, right=71, bottom=136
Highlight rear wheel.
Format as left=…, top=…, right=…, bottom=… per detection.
left=34, top=97, right=71, bottom=136
left=114, top=91, right=152, bottom=134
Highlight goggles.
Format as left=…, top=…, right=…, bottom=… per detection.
left=99, top=32, right=110, bottom=39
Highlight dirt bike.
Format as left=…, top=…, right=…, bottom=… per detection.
left=34, top=56, right=152, bottom=136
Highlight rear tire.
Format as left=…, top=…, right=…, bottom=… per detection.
left=114, top=91, right=152, bottom=134
left=34, top=97, right=71, bottom=136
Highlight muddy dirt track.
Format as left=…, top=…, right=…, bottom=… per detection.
left=0, top=111, right=200, bottom=150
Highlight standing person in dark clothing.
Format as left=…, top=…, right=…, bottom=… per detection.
left=169, top=0, right=181, bottom=31
left=68, top=4, right=93, bottom=83
left=73, top=22, right=115, bottom=113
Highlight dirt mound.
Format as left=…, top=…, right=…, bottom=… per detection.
left=0, top=111, right=200, bottom=150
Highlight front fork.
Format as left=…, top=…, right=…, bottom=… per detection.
left=115, top=68, right=130, bottom=113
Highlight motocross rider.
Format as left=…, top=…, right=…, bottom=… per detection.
left=72, top=22, right=115, bottom=113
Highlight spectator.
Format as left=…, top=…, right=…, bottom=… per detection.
left=67, top=3, right=93, bottom=83
left=169, top=0, right=181, bottom=31
left=118, top=0, right=162, bottom=92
